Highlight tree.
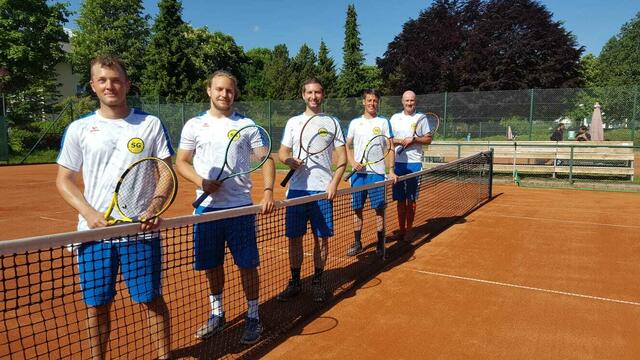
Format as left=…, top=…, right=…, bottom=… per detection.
left=596, top=12, right=640, bottom=86
left=377, top=0, right=584, bottom=93
left=378, top=0, right=479, bottom=94
left=70, top=0, right=149, bottom=89
left=142, top=0, right=201, bottom=102
left=289, top=44, right=318, bottom=96
left=242, top=48, right=272, bottom=100
left=579, top=54, right=600, bottom=88
left=317, top=40, right=338, bottom=97
left=336, top=4, right=366, bottom=97
left=461, top=0, right=583, bottom=91
left=263, top=44, right=293, bottom=100
left=0, top=0, right=69, bottom=95
left=186, top=26, right=248, bottom=89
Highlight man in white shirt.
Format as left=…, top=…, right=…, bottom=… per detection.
left=56, top=55, right=172, bottom=360
left=389, top=90, right=432, bottom=241
left=277, top=78, right=346, bottom=303
left=345, top=89, right=397, bottom=257
left=176, top=70, right=275, bottom=345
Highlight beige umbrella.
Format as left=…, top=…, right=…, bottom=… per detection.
left=507, top=126, right=514, bottom=140
left=591, top=102, right=604, bottom=141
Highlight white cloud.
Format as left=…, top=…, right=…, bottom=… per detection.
left=252, top=25, right=260, bottom=32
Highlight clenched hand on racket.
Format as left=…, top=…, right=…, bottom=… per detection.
left=397, top=112, right=439, bottom=154
left=280, top=113, right=340, bottom=187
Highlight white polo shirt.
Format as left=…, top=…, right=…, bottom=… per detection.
left=281, top=113, right=345, bottom=191
left=57, top=109, right=174, bottom=231
left=180, top=111, right=261, bottom=208
left=346, top=115, right=393, bottom=174
left=389, top=111, right=429, bottom=164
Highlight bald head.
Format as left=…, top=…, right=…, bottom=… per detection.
left=402, top=90, right=416, bottom=115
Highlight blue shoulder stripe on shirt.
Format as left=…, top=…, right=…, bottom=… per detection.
left=133, top=108, right=151, bottom=116
left=385, top=118, right=394, bottom=138
left=159, top=120, right=176, bottom=156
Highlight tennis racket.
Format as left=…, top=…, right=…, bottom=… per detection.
left=104, top=157, right=178, bottom=225
left=397, top=112, right=439, bottom=154
left=192, top=124, right=272, bottom=208
left=280, top=113, right=339, bottom=187
left=344, top=134, right=392, bottom=181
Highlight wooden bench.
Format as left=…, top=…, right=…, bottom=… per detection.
left=422, top=141, right=636, bottom=180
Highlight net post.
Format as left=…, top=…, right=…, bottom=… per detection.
left=488, top=148, right=494, bottom=199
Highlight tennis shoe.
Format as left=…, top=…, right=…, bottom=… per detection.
left=276, top=280, right=301, bottom=301
left=311, top=281, right=327, bottom=303
left=240, top=317, right=263, bottom=345
left=195, top=313, right=225, bottom=340
left=346, top=242, right=363, bottom=256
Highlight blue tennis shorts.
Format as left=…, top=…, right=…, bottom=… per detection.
left=392, top=162, right=422, bottom=202
left=77, top=238, right=162, bottom=307
left=285, top=190, right=334, bottom=238
left=193, top=205, right=259, bottom=270
left=350, top=173, right=386, bottom=210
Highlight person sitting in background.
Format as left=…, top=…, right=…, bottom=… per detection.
left=575, top=126, right=591, bottom=141
left=550, top=123, right=565, bottom=141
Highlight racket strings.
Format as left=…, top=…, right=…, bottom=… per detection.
left=364, top=136, right=391, bottom=173
left=117, top=160, right=175, bottom=219
left=223, top=126, right=272, bottom=176
left=301, top=116, right=338, bottom=155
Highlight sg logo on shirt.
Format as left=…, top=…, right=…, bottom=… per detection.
left=228, top=129, right=241, bottom=141
left=372, top=127, right=382, bottom=135
left=127, top=138, right=145, bottom=154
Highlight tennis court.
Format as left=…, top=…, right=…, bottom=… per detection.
left=1, top=152, right=640, bottom=359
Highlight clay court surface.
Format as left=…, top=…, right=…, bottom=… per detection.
left=1, top=164, right=640, bottom=359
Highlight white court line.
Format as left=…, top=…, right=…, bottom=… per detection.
left=483, top=213, right=640, bottom=229
left=408, top=268, right=640, bottom=307
left=39, top=216, right=76, bottom=223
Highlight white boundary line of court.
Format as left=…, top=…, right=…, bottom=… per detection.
left=483, top=213, right=640, bottom=229
left=407, top=268, right=640, bottom=306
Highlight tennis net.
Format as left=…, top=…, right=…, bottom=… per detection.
left=0, top=151, right=493, bottom=359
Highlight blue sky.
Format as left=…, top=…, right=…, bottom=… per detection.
left=62, top=0, right=640, bottom=67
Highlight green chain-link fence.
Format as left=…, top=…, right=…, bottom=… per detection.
left=1, top=86, right=638, bottom=165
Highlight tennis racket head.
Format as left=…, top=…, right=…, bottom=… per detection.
left=220, top=124, right=272, bottom=181
left=363, top=134, right=392, bottom=173
left=193, top=124, right=271, bottom=208
left=344, top=134, right=392, bottom=181
left=111, top=157, right=177, bottom=222
left=281, top=113, right=339, bottom=187
left=415, top=112, right=439, bottom=137
left=299, top=113, right=339, bottom=156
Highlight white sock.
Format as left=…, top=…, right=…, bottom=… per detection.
left=247, top=299, right=259, bottom=320
left=210, top=293, right=223, bottom=316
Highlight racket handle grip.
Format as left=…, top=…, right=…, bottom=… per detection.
left=397, top=146, right=405, bottom=155
left=343, top=169, right=357, bottom=182
left=280, top=168, right=295, bottom=187
left=192, top=191, right=210, bottom=209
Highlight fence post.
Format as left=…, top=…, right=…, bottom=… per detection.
left=1, top=94, right=5, bottom=117
left=442, top=91, right=448, bottom=139
left=0, top=115, right=8, bottom=162
left=632, top=85, right=638, bottom=144
left=528, top=89, right=534, bottom=141
left=181, top=103, right=185, bottom=126
left=268, top=99, right=272, bottom=137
